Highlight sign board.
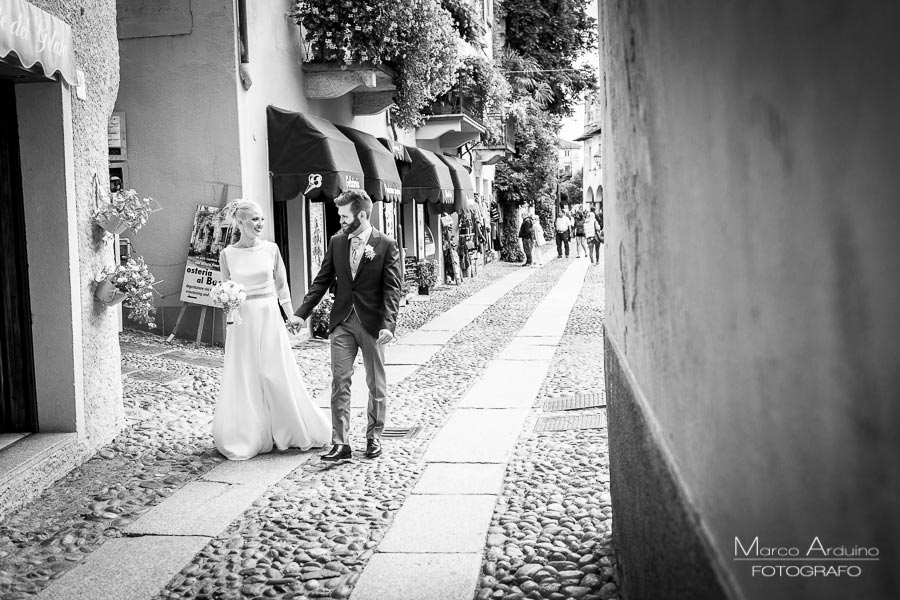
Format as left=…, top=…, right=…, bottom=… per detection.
left=179, top=204, right=236, bottom=306
left=403, top=254, right=418, bottom=287
left=116, top=0, right=193, bottom=39
left=306, top=199, right=326, bottom=285
left=108, top=112, right=126, bottom=161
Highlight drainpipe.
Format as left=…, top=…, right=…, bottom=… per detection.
left=238, top=0, right=252, bottom=89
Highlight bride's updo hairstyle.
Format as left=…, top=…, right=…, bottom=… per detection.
left=222, top=198, right=262, bottom=226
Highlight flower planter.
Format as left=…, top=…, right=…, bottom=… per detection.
left=418, top=285, right=431, bottom=295
left=95, top=276, right=126, bottom=305
left=93, top=213, right=130, bottom=236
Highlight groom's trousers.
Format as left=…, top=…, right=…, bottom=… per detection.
left=329, top=310, right=387, bottom=445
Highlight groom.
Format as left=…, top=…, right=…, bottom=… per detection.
left=295, top=189, right=403, bottom=461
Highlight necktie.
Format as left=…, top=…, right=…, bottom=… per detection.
left=350, top=236, right=363, bottom=277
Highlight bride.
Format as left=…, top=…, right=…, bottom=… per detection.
left=212, top=199, right=330, bottom=460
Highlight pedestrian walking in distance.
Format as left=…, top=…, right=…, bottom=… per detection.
left=555, top=211, right=572, bottom=258
left=295, top=190, right=403, bottom=461
left=519, top=213, right=535, bottom=267
left=573, top=208, right=587, bottom=258
left=584, top=208, right=601, bottom=264
left=532, top=215, right=547, bottom=267
left=213, top=199, right=330, bottom=461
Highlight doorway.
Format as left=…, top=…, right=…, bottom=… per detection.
left=0, top=81, right=37, bottom=434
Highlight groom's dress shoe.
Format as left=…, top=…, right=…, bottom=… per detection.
left=365, top=438, right=382, bottom=458
left=322, top=444, right=352, bottom=462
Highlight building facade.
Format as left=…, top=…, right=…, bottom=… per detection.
left=0, top=0, right=124, bottom=516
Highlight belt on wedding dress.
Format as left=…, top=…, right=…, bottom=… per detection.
left=245, top=291, right=275, bottom=301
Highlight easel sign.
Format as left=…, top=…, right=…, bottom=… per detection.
left=168, top=204, right=236, bottom=346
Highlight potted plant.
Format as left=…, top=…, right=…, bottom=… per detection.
left=92, top=187, right=159, bottom=235
left=416, top=259, right=437, bottom=295
left=310, top=293, right=334, bottom=339
left=94, top=256, right=160, bottom=328
left=399, top=277, right=411, bottom=306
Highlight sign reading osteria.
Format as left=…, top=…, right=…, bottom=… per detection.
left=0, top=0, right=76, bottom=84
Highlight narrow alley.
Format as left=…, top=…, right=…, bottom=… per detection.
left=0, top=257, right=612, bottom=600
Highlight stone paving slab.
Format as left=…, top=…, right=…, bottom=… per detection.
left=496, top=342, right=557, bottom=361
left=513, top=335, right=562, bottom=346
left=463, top=269, right=535, bottom=305
left=351, top=553, right=483, bottom=600
left=199, top=450, right=312, bottom=486
left=384, top=344, right=442, bottom=365
left=412, top=463, right=507, bottom=495
left=396, top=328, right=457, bottom=345
left=417, top=304, right=485, bottom=331
left=37, top=535, right=209, bottom=600
left=377, top=495, right=498, bottom=553
left=126, top=481, right=262, bottom=537
left=456, top=361, right=550, bottom=409
left=423, top=409, right=529, bottom=463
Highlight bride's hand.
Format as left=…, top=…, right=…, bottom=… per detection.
left=286, top=315, right=303, bottom=333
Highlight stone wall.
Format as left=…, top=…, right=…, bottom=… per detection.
left=601, top=1, right=900, bottom=598
left=30, top=0, right=124, bottom=450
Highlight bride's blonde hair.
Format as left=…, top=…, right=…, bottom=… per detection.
left=221, top=199, right=262, bottom=225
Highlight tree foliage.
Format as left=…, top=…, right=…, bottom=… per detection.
left=559, top=167, right=583, bottom=207
left=499, top=0, right=597, bottom=116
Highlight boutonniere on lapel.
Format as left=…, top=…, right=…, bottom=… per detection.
left=363, top=245, right=377, bottom=261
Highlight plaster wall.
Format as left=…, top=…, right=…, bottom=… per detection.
left=602, top=1, right=900, bottom=598
left=115, top=0, right=242, bottom=331
left=27, top=0, right=123, bottom=447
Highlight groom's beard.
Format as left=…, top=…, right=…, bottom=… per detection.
left=342, top=214, right=362, bottom=235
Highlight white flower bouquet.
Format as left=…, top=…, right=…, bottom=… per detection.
left=209, top=280, right=247, bottom=325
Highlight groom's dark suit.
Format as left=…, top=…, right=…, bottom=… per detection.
left=296, top=227, right=402, bottom=446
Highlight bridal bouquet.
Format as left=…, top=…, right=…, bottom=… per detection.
left=210, top=280, right=247, bottom=324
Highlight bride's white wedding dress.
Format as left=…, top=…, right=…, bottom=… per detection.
left=213, top=241, right=330, bottom=460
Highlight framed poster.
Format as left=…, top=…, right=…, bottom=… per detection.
left=306, top=200, right=326, bottom=285
left=108, top=112, right=127, bottom=161
left=179, top=204, right=237, bottom=306
left=383, top=202, right=396, bottom=241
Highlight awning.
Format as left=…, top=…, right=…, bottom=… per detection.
left=574, top=125, right=602, bottom=141
left=0, top=0, right=76, bottom=84
left=336, top=125, right=402, bottom=203
left=437, top=154, right=476, bottom=213
left=401, top=146, right=454, bottom=207
left=266, top=106, right=365, bottom=202
left=378, top=137, right=411, bottom=163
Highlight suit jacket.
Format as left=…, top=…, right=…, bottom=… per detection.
left=296, top=227, right=403, bottom=338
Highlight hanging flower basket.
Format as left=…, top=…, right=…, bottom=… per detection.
left=93, top=256, right=160, bottom=328
left=94, top=274, right=127, bottom=305
left=91, top=173, right=160, bottom=236
left=94, top=212, right=130, bottom=236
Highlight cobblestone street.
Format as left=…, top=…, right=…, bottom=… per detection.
left=0, top=256, right=614, bottom=600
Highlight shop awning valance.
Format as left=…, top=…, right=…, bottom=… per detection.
left=266, top=106, right=365, bottom=202
left=401, top=146, right=454, bottom=206
left=0, top=0, right=76, bottom=84
left=437, top=154, right=476, bottom=213
left=336, top=125, right=402, bottom=203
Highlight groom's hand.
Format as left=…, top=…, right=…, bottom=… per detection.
left=286, top=315, right=303, bottom=333
left=376, top=329, right=394, bottom=345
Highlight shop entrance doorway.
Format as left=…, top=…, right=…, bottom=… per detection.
left=0, top=81, right=37, bottom=433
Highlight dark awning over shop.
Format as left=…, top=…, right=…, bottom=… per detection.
left=401, top=147, right=454, bottom=207
left=437, top=154, right=476, bottom=213
left=267, top=106, right=364, bottom=202
left=336, top=125, right=402, bottom=203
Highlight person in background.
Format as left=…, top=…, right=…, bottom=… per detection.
left=573, top=208, right=587, bottom=258
left=519, top=213, right=535, bottom=267
left=584, top=207, right=601, bottom=264
left=532, top=212, right=547, bottom=267
left=555, top=210, right=572, bottom=258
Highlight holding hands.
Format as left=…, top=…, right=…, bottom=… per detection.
left=286, top=315, right=304, bottom=335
